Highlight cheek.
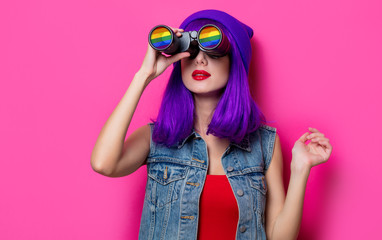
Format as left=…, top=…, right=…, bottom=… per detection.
left=180, top=63, right=191, bottom=87
left=222, top=63, right=230, bottom=81
left=180, top=61, right=191, bottom=78
left=224, top=67, right=230, bottom=78
left=180, top=60, right=185, bottom=73
left=221, top=58, right=230, bottom=78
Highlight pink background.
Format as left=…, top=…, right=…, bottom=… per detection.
left=1, top=0, right=381, bottom=239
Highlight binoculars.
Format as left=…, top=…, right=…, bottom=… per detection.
left=148, top=24, right=230, bottom=59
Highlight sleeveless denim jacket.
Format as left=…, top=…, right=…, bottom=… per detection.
left=139, top=123, right=277, bottom=240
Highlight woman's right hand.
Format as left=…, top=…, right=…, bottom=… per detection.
left=137, top=27, right=191, bottom=85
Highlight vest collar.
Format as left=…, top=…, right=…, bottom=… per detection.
left=177, top=129, right=252, bottom=152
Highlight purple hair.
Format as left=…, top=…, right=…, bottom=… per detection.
left=150, top=19, right=269, bottom=147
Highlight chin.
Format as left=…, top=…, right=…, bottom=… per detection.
left=189, top=87, right=226, bottom=97
left=182, top=78, right=226, bottom=96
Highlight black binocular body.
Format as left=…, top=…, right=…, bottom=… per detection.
left=148, top=24, right=230, bottom=58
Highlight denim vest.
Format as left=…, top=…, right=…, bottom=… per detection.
left=139, top=123, right=277, bottom=240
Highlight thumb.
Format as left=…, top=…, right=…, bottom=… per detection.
left=168, top=52, right=191, bottom=64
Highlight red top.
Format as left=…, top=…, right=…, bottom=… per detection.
left=197, top=174, right=239, bottom=240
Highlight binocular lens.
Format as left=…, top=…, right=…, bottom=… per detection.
left=149, top=26, right=173, bottom=50
left=198, top=25, right=222, bottom=49
left=198, top=24, right=230, bottom=57
left=148, top=24, right=230, bottom=58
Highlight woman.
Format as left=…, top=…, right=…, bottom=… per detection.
left=91, top=9, right=333, bottom=240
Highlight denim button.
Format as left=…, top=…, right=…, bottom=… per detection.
left=240, top=225, right=246, bottom=233
left=227, top=166, right=234, bottom=172
left=237, top=189, right=244, bottom=196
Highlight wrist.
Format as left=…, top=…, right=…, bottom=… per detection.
left=134, top=71, right=151, bottom=87
left=291, top=158, right=311, bottom=176
left=135, top=70, right=150, bottom=79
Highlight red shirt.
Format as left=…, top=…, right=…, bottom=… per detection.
left=197, top=174, right=239, bottom=240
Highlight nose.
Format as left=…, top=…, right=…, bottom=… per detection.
left=194, top=50, right=207, bottom=66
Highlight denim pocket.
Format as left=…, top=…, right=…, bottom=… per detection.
left=248, top=174, right=267, bottom=195
left=246, top=171, right=267, bottom=233
left=146, top=161, right=188, bottom=208
left=246, top=171, right=267, bottom=211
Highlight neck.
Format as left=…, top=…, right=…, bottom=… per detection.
left=193, top=92, right=223, bottom=135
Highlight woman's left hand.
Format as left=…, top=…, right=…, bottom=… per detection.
left=291, top=127, right=333, bottom=171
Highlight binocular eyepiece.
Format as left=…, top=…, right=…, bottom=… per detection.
left=148, top=24, right=230, bottom=59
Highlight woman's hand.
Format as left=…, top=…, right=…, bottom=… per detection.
left=291, top=127, right=333, bottom=172
left=137, top=27, right=191, bottom=85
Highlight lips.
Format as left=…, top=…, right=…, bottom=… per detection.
left=192, top=70, right=211, bottom=81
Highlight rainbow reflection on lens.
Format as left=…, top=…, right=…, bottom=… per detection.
left=198, top=25, right=222, bottom=49
left=150, top=27, right=172, bottom=50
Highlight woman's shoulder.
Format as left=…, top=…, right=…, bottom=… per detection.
left=258, top=124, right=277, bottom=132
left=247, top=124, right=277, bottom=144
left=248, top=124, right=278, bottom=144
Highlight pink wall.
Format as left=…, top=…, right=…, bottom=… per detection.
left=1, top=0, right=381, bottom=239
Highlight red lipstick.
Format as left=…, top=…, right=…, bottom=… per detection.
left=192, top=70, right=211, bottom=81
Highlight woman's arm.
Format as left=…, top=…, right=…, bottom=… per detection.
left=90, top=72, right=150, bottom=176
left=91, top=30, right=191, bottom=176
left=266, top=155, right=310, bottom=240
left=265, top=128, right=332, bottom=240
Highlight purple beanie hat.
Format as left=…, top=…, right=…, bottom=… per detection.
left=179, top=9, right=254, bottom=74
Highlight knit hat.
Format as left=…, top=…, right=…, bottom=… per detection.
left=179, top=9, right=254, bottom=74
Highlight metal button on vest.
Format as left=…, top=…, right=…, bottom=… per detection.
left=227, top=166, right=234, bottom=172
left=240, top=225, right=246, bottom=233
left=237, top=189, right=244, bottom=196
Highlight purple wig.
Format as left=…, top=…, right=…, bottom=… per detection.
left=150, top=17, right=269, bottom=148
